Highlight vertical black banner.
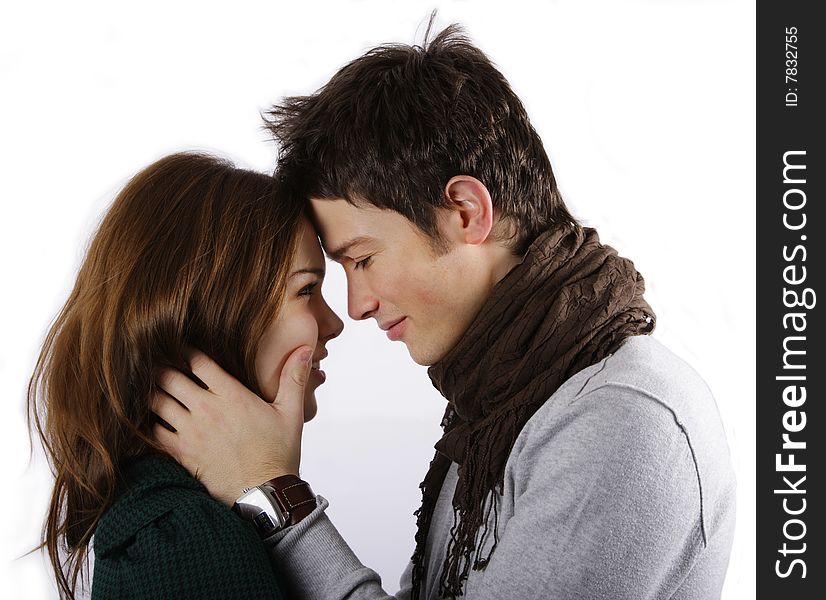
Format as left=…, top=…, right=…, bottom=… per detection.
left=757, top=2, right=824, bottom=598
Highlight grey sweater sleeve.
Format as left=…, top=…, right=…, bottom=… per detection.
left=263, top=384, right=708, bottom=600
left=263, top=496, right=410, bottom=600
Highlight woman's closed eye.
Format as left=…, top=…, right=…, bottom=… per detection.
left=298, top=281, right=320, bottom=297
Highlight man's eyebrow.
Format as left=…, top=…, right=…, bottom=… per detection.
left=290, top=267, right=326, bottom=278
left=324, top=236, right=373, bottom=262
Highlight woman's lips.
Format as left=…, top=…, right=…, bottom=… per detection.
left=386, top=317, right=407, bottom=341
left=310, top=363, right=326, bottom=383
left=310, top=354, right=327, bottom=383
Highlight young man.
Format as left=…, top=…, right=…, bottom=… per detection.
left=153, top=25, right=735, bottom=600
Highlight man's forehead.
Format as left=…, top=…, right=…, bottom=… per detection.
left=309, top=196, right=378, bottom=221
left=309, top=197, right=380, bottom=250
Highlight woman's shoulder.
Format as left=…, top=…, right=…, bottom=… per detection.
left=94, top=454, right=217, bottom=556
left=92, top=454, right=284, bottom=600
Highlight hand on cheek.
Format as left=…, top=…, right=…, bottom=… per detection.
left=152, top=346, right=313, bottom=506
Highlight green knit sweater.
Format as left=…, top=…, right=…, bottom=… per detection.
left=92, top=454, right=285, bottom=599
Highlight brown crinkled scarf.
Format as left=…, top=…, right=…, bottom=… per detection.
left=410, top=225, right=656, bottom=599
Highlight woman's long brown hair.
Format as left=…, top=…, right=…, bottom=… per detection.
left=27, top=152, right=304, bottom=598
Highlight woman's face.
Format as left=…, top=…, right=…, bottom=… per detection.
left=255, top=218, right=344, bottom=421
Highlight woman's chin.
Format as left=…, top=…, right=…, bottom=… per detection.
left=303, top=395, right=318, bottom=423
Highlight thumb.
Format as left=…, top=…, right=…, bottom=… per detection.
left=273, top=345, right=313, bottom=420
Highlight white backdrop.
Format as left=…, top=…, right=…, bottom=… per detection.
left=0, top=1, right=755, bottom=598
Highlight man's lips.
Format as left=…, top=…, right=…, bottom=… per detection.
left=379, top=317, right=406, bottom=331
left=381, top=317, right=407, bottom=341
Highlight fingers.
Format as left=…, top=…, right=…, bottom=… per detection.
left=273, top=345, right=313, bottom=419
left=153, top=422, right=180, bottom=459
left=151, top=388, right=189, bottom=430
left=155, top=367, right=207, bottom=410
left=186, top=347, right=232, bottom=396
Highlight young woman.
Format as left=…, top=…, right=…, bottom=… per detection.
left=28, top=152, right=343, bottom=599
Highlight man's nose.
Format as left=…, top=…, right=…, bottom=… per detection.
left=347, top=278, right=378, bottom=321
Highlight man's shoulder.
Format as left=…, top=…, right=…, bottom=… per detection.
left=541, top=335, right=718, bottom=428
left=516, top=335, right=714, bottom=449
left=514, top=335, right=735, bottom=542
left=583, top=335, right=712, bottom=404
left=529, top=335, right=731, bottom=470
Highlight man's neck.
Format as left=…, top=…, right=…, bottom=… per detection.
left=489, top=246, right=523, bottom=289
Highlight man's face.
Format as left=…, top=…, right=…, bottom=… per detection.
left=310, top=198, right=492, bottom=366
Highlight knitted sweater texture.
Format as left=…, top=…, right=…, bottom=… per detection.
left=92, top=455, right=286, bottom=600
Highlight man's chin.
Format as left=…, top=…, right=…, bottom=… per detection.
left=404, top=340, right=444, bottom=367
left=404, top=328, right=467, bottom=367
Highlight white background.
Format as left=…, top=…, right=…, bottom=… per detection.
left=1, top=1, right=755, bottom=598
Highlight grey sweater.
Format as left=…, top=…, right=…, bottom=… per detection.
left=265, top=336, right=736, bottom=599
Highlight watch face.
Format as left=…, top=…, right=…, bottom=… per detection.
left=254, top=511, right=276, bottom=531
left=234, top=487, right=288, bottom=534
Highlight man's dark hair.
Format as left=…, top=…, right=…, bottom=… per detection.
left=266, top=21, right=579, bottom=254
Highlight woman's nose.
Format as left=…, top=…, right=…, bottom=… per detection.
left=319, top=297, right=344, bottom=342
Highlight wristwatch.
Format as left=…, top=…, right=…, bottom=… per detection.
left=232, top=474, right=316, bottom=538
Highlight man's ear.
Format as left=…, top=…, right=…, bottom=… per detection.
left=443, top=175, right=494, bottom=245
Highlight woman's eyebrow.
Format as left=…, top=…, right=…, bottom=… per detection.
left=289, top=267, right=326, bottom=278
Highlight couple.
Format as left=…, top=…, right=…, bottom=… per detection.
left=30, top=24, right=736, bottom=600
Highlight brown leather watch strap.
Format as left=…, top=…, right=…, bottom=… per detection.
left=264, top=474, right=316, bottom=527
